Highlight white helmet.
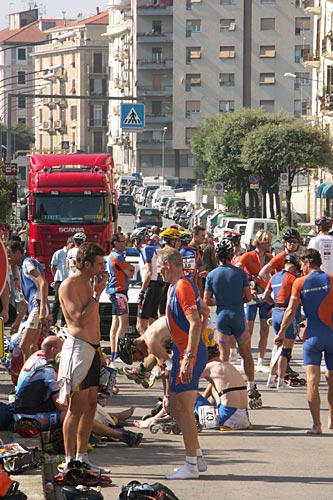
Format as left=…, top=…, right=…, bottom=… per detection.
left=73, top=232, right=86, bottom=245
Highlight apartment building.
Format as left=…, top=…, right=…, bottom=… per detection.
left=0, top=8, right=65, bottom=131
left=31, top=9, right=109, bottom=154
left=106, top=0, right=315, bottom=182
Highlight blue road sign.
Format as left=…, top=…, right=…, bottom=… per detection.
left=61, top=140, right=70, bottom=150
left=121, top=103, right=145, bottom=130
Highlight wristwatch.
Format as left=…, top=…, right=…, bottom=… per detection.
left=92, top=293, right=99, bottom=302
left=185, top=351, right=194, bottom=359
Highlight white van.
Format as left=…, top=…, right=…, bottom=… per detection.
left=213, top=217, right=247, bottom=241
left=241, top=218, right=281, bottom=254
left=152, top=187, right=175, bottom=209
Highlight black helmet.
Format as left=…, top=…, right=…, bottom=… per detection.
left=62, top=486, right=104, bottom=500
left=282, top=228, right=300, bottom=242
left=285, top=254, right=300, bottom=268
left=315, top=216, right=332, bottom=228
left=73, top=232, right=86, bottom=245
left=224, top=231, right=241, bottom=245
left=215, top=239, right=234, bottom=259
left=117, top=337, right=136, bottom=365
left=130, top=227, right=150, bottom=242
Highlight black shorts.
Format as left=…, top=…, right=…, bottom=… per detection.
left=140, top=281, right=164, bottom=320
left=159, top=283, right=170, bottom=316
left=80, top=350, right=101, bottom=390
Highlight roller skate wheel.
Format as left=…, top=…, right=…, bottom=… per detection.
left=161, top=424, right=172, bottom=434
left=172, top=424, right=181, bottom=435
left=112, top=386, right=119, bottom=395
left=150, top=424, right=160, bottom=434
left=300, top=378, right=306, bottom=386
left=249, top=401, right=255, bottom=410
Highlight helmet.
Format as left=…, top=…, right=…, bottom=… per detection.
left=160, top=228, right=181, bottom=241
left=285, top=254, right=300, bottom=268
left=73, top=232, right=86, bottom=244
left=179, top=231, right=192, bottom=244
left=224, top=231, right=241, bottom=245
left=283, top=228, right=300, bottom=242
left=117, top=337, right=136, bottom=365
left=215, top=239, right=234, bottom=259
left=130, top=228, right=150, bottom=242
left=62, top=486, right=104, bottom=500
left=315, top=216, right=332, bottom=228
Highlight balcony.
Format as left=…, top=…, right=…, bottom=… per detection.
left=136, top=138, right=172, bottom=150
left=322, top=35, right=333, bottom=60
left=87, top=65, right=108, bottom=75
left=145, top=112, right=171, bottom=123
left=88, top=119, right=107, bottom=127
left=136, top=85, right=172, bottom=97
left=54, top=120, right=67, bottom=133
left=43, top=121, right=56, bottom=135
left=304, top=6, right=322, bottom=15
left=137, top=32, right=172, bottom=42
left=303, top=53, right=320, bottom=68
left=137, top=57, right=172, bottom=69
left=137, top=1, right=173, bottom=15
left=44, top=100, right=57, bottom=110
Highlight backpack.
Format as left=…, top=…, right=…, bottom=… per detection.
left=117, top=481, right=180, bottom=500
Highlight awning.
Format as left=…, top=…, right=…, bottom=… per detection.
left=316, top=182, right=333, bottom=199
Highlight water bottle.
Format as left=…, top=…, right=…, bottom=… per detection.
left=15, top=290, right=23, bottom=303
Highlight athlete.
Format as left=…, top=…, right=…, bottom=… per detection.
left=236, top=229, right=273, bottom=372
left=263, top=254, right=301, bottom=390
left=276, top=249, right=333, bottom=434
left=307, top=216, right=333, bottom=274
left=158, top=246, right=207, bottom=479
left=203, top=239, right=258, bottom=398
left=180, top=225, right=205, bottom=296
left=106, top=232, right=134, bottom=363
left=66, top=232, right=86, bottom=276
left=259, top=228, right=301, bottom=283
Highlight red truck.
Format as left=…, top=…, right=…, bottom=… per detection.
left=20, top=153, right=117, bottom=284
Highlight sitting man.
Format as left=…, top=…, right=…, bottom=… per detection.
left=13, top=336, right=143, bottom=451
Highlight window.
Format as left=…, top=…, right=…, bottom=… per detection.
left=260, top=73, right=275, bottom=85
left=186, top=19, right=201, bottom=36
left=185, top=100, right=200, bottom=117
left=152, top=100, right=162, bottom=116
left=18, top=118, right=26, bottom=125
left=219, top=46, right=235, bottom=58
left=185, top=127, right=197, bottom=145
left=294, top=72, right=310, bottom=89
left=17, top=48, right=26, bottom=60
left=220, top=19, right=236, bottom=31
left=152, top=47, right=163, bottom=62
left=220, top=0, right=236, bottom=4
left=17, top=71, right=26, bottom=84
left=187, top=0, right=202, bottom=7
left=219, top=100, right=235, bottom=112
left=260, top=45, right=276, bottom=58
left=89, top=78, right=106, bottom=96
left=294, top=99, right=309, bottom=118
left=93, top=53, right=103, bottom=73
left=260, top=18, right=275, bottom=30
left=152, top=20, right=162, bottom=34
left=295, top=45, right=310, bottom=63
left=93, top=132, right=103, bottom=152
left=261, top=0, right=276, bottom=3
left=18, top=166, right=27, bottom=181
left=219, top=73, right=235, bottom=86
left=185, top=73, right=201, bottom=90
left=18, top=96, right=26, bottom=108
left=186, top=47, right=201, bottom=63
left=295, top=17, right=310, bottom=35
left=70, top=105, right=77, bottom=121
left=260, top=100, right=274, bottom=113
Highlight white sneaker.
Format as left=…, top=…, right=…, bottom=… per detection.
left=256, top=364, right=270, bottom=373
left=166, top=463, right=199, bottom=480
left=266, top=376, right=277, bottom=389
left=277, top=381, right=295, bottom=391
left=197, top=456, right=207, bottom=472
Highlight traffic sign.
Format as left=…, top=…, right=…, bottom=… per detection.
left=214, top=182, right=224, bottom=196
left=0, top=240, right=8, bottom=297
left=197, top=179, right=204, bottom=186
left=2, top=162, right=17, bottom=176
left=279, top=173, right=289, bottom=186
left=121, top=103, right=145, bottom=130
left=249, top=173, right=260, bottom=185
left=61, top=141, right=70, bottom=150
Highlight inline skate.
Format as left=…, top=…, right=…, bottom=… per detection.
left=248, top=384, right=262, bottom=409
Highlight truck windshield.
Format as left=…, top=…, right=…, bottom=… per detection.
left=33, top=195, right=109, bottom=224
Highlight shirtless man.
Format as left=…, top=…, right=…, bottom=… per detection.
left=57, top=242, right=108, bottom=469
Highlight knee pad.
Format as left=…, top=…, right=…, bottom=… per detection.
left=281, top=347, right=291, bottom=359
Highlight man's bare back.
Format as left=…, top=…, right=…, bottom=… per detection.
left=201, top=360, right=248, bottom=409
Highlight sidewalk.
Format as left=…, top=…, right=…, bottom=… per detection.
left=2, top=326, right=333, bottom=500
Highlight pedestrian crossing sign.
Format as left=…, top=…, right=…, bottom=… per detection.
left=121, top=103, right=145, bottom=130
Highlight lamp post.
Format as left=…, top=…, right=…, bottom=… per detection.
left=161, top=126, right=167, bottom=186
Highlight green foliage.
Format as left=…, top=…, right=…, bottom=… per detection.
left=0, top=175, right=14, bottom=221
left=0, top=122, right=35, bottom=155
left=223, top=191, right=241, bottom=213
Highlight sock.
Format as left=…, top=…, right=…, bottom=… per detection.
left=277, top=377, right=284, bottom=386
left=230, top=348, right=237, bottom=356
left=111, top=352, right=117, bottom=362
left=76, top=453, right=86, bottom=463
left=247, top=381, right=255, bottom=390
left=257, top=357, right=264, bottom=366
left=185, top=456, right=197, bottom=466
left=65, top=456, right=75, bottom=465
left=196, top=449, right=203, bottom=458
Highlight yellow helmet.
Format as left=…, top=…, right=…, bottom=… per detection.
left=160, top=227, right=181, bottom=240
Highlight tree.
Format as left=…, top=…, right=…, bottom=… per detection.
left=0, top=174, right=15, bottom=221
left=0, top=122, right=34, bottom=158
left=241, top=122, right=332, bottom=225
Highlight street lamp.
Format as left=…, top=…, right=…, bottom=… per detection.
left=161, top=126, right=167, bottom=186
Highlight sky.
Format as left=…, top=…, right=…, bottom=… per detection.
left=0, top=0, right=109, bottom=29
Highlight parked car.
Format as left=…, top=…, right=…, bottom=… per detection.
left=213, top=217, right=247, bottom=241
left=152, top=187, right=175, bottom=209
left=164, top=197, right=186, bottom=219
left=117, top=194, right=136, bottom=214
left=99, top=248, right=141, bottom=340
left=135, top=207, right=162, bottom=228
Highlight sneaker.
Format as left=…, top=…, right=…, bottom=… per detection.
left=197, top=456, right=207, bottom=472
left=266, top=376, right=277, bottom=389
left=277, top=381, right=295, bottom=391
left=166, top=463, right=199, bottom=480
left=256, top=364, right=270, bottom=373
left=121, top=429, right=143, bottom=447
